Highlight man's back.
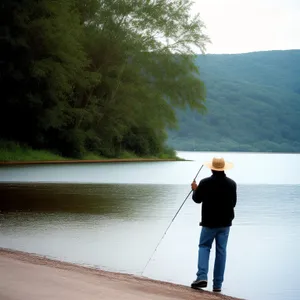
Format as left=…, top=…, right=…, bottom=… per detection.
left=192, top=171, right=237, bottom=228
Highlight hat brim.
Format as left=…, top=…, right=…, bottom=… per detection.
left=204, top=161, right=234, bottom=171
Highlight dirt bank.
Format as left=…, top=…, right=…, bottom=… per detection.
left=0, top=249, right=243, bottom=300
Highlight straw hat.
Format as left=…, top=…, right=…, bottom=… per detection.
left=204, top=157, right=234, bottom=171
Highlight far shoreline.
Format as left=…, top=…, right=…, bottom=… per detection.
left=0, top=157, right=191, bottom=166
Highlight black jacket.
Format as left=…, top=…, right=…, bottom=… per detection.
left=192, top=172, right=237, bottom=228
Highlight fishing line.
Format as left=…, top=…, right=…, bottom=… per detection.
left=141, top=164, right=204, bottom=276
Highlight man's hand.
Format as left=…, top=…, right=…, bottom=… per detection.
left=191, top=180, right=198, bottom=191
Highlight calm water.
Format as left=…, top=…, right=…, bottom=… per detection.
left=0, top=151, right=300, bottom=300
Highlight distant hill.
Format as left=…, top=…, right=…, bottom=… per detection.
left=167, top=50, right=300, bottom=153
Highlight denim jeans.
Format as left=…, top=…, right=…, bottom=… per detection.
left=196, top=226, right=230, bottom=289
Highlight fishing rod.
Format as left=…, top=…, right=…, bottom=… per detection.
left=141, top=164, right=204, bottom=276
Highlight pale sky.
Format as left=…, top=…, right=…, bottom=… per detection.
left=193, top=0, right=300, bottom=54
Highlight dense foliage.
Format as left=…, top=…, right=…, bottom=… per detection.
left=1, top=0, right=209, bottom=159
left=168, top=50, right=300, bottom=153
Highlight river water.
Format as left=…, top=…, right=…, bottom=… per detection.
left=0, top=151, right=299, bottom=300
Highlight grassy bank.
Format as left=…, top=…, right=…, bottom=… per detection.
left=0, top=140, right=184, bottom=162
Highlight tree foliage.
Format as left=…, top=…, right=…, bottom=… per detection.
left=1, top=0, right=209, bottom=158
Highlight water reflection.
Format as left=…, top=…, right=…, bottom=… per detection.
left=0, top=183, right=180, bottom=219
left=0, top=183, right=194, bottom=276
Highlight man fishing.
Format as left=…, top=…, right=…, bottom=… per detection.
left=190, top=157, right=237, bottom=293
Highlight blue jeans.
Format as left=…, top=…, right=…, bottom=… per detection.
left=196, top=226, right=230, bottom=289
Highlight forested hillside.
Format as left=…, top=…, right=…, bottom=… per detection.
left=1, top=0, right=208, bottom=160
left=167, top=50, right=300, bottom=153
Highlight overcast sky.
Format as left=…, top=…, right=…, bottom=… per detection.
left=193, top=0, right=300, bottom=54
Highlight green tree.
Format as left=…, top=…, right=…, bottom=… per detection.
left=77, top=0, right=209, bottom=156
left=1, top=0, right=98, bottom=157
left=1, top=0, right=209, bottom=158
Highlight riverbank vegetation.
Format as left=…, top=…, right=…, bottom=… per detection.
left=0, top=140, right=182, bottom=162
left=1, top=0, right=209, bottom=160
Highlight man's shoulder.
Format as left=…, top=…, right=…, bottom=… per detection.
left=225, top=176, right=237, bottom=187
left=199, top=175, right=236, bottom=187
left=199, top=177, right=212, bottom=184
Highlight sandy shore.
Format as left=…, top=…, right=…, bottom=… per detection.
left=0, top=249, right=243, bottom=300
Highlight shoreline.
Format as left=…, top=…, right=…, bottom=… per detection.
left=0, top=157, right=190, bottom=166
left=0, top=248, right=243, bottom=300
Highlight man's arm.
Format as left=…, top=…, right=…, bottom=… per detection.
left=192, top=180, right=205, bottom=204
left=232, top=182, right=237, bottom=208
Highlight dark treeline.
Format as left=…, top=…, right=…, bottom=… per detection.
left=1, top=0, right=209, bottom=158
